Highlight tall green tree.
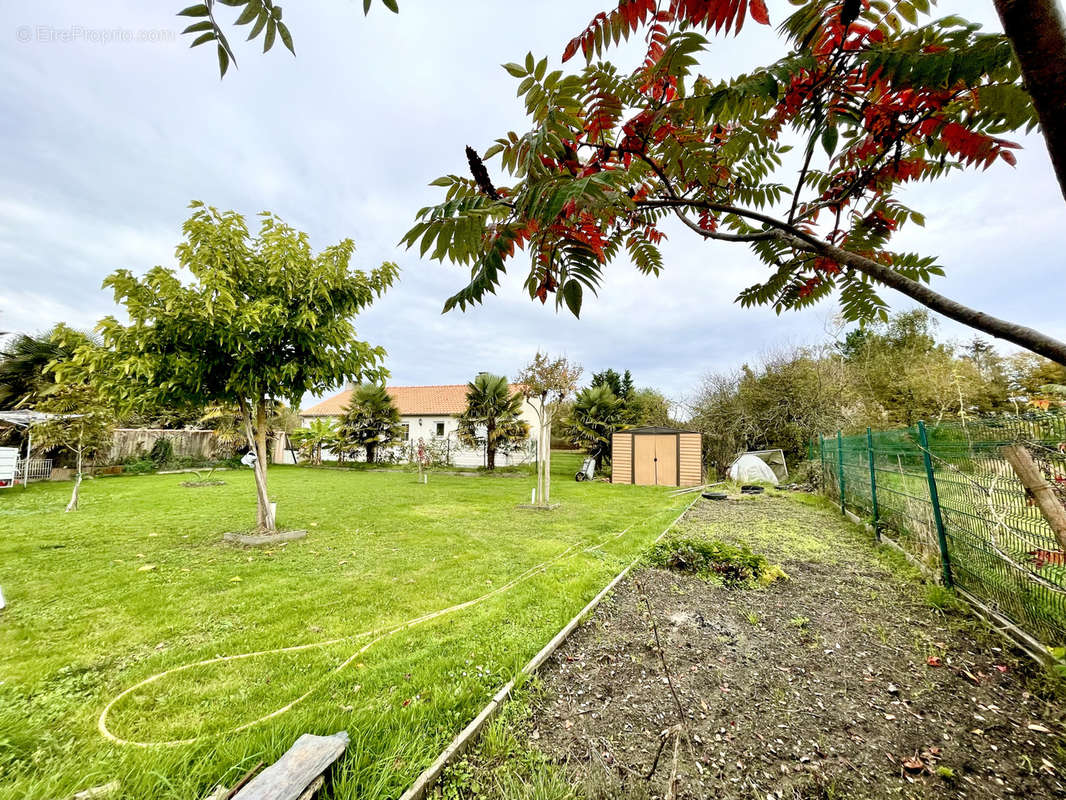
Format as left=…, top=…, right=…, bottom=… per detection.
left=338, top=383, right=403, bottom=463
left=67, top=203, right=396, bottom=531
left=563, top=384, right=625, bottom=470
left=456, top=373, right=530, bottom=470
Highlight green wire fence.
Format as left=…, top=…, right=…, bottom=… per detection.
left=817, top=412, right=1066, bottom=651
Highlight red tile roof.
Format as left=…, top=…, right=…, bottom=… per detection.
left=302, top=385, right=473, bottom=417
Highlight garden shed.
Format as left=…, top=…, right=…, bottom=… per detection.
left=611, top=427, right=702, bottom=487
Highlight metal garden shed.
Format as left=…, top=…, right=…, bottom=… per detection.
left=611, top=426, right=702, bottom=487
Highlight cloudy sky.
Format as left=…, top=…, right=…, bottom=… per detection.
left=1, top=1, right=1063, bottom=410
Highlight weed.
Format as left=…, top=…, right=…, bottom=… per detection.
left=789, top=616, right=811, bottom=629
left=745, top=610, right=760, bottom=626
left=936, top=765, right=956, bottom=780
left=645, top=537, right=787, bottom=587
left=926, top=584, right=967, bottom=614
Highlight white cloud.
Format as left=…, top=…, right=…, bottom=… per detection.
left=0, top=0, right=1062, bottom=405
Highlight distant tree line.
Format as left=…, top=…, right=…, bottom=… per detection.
left=689, top=310, right=1066, bottom=474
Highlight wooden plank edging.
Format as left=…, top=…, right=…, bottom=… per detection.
left=397, top=498, right=698, bottom=800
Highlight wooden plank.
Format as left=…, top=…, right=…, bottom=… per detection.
left=1000, top=444, right=1066, bottom=552
left=232, top=732, right=348, bottom=800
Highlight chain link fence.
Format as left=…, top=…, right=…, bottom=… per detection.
left=817, top=413, right=1066, bottom=652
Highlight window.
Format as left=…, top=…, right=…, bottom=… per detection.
left=435, top=422, right=445, bottom=437
left=400, top=423, right=409, bottom=441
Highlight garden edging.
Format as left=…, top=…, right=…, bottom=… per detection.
left=397, top=496, right=698, bottom=800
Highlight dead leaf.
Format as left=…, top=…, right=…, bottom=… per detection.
left=926, top=656, right=942, bottom=667
left=902, top=756, right=925, bottom=773
left=229, top=576, right=242, bottom=582
left=1028, top=723, right=1053, bottom=734
left=138, top=564, right=157, bottom=572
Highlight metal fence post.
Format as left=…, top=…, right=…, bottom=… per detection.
left=836, top=430, right=846, bottom=515
left=917, top=420, right=953, bottom=588
left=866, top=427, right=879, bottom=540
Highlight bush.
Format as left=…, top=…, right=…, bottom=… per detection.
left=122, top=458, right=157, bottom=475
left=646, top=537, right=787, bottom=587
left=148, top=437, right=174, bottom=466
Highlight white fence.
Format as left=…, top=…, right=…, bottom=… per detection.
left=14, top=458, right=53, bottom=482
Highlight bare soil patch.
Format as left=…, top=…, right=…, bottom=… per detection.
left=442, top=493, right=1066, bottom=799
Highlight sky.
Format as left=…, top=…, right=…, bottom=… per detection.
left=1, top=1, right=1063, bottom=413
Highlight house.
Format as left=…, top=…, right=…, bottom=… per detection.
left=300, top=384, right=542, bottom=468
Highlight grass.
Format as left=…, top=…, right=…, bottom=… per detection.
left=0, top=453, right=683, bottom=800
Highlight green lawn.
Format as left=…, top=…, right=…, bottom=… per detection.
left=0, top=454, right=683, bottom=800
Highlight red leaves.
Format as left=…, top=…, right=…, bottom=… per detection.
left=563, top=0, right=770, bottom=63
left=936, top=121, right=1020, bottom=169
left=1030, top=549, right=1066, bottom=569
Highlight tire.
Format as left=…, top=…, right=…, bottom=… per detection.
left=702, top=491, right=728, bottom=500
left=575, top=472, right=587, bottom=482
left=740, top=484, right=765, bottom=494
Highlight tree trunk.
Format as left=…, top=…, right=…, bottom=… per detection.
left=240, top=398, right=274, bottom=532
left=254, top=400, right=275, bottom=531
left=783, top=233, right=1066, bottom=366
left=65, top=443, right=82, bottom=513
left=544, top=410, right=553, bottom=505
left=994, top=0, right=1066, bottom=204
left=367, top=443, right=376, bottom=464
left=487, top=420, right=497, bottom=470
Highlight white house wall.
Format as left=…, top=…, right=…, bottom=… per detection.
left=299, top=412, right=541, bottom=469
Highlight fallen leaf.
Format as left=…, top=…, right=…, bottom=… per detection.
left=1028, top=723, right=1052, bottom=734
left=138, top=564, right=157, bottom=572
left=927, top=656, right=942, bottom=667
left=902, top=757, right=925, bottom=773
left=229, top=576, right=242, bottom=582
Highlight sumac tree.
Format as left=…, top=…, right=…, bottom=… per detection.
left=404, top=0, right=1066, bottom=365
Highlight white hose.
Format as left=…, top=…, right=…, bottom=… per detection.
left=98, top=505, right=683, bottom=748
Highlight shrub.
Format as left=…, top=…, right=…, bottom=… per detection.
left=148, top=437, right=174, bottom=466
left=646, top=537, right=787, bottom=587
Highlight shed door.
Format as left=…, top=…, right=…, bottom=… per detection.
left=633, top=434, right=678, bottom=486
left=654, top=435, right=678, bottom=486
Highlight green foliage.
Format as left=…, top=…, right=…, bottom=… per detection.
left=64, top=202, right=394, bottom=529
left=562, top=384, right=624, bottom=468
left=456, top=374, right=530, bottom=470
left=404, top=2, right=1044, bottom=350
left=148, top=437, right=175, bottom=466
left=289, top=418, right=339, bottom=465
left=0, top=325, right=96, bottom=409
left=338, top=384, right=403, bottom=463
left=646, top=537, right=786, bottom=587
left=178, top=0, right=399, bottom=77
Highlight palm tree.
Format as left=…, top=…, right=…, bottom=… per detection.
left=456, top=373, right=530, bottom=470
left=338, top=384, right=402, bottom=463
left=290, top=418, right=339, bottom=465
left=0, top=326, right=94, bottom=409
left=564, top=385, right=625, bottom=470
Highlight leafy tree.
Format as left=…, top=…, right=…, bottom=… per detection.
left=563, top=384, right=625, bottom=469
left=456, top=373, right=530, bottom=470
left=515, top=352, right=582, bottom=506
left=1007, top=351, right=1066, bottom=407
left=291, top=418, right=340, bottom=465
left=0, top=325, right=95, bottom=409
left=338, top=383, right=403, bottom=463
left=841, top=310, right=1010, bottom=425
left=627, top=386, right=673, bottom=426
left=405, top=1, right=1066, bottom=365
left=65, top=202, right=396, bottom=532
left=33, top=381, right=115, bottom=512
left=178, top=0, right=398, bottom=77
left=590, top=368, right=634, bottom=401
left=589, top=368, right=672, bottom=425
